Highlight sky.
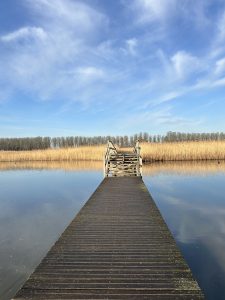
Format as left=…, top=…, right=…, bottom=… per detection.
left=0, top=0, right=225, bottom=137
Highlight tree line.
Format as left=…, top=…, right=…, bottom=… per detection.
left=0, top=137, right=51, bottom=151
left=0, top=131, right=225, bottom=151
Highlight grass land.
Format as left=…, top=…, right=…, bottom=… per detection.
left=0, top=141, right=225, bottom=162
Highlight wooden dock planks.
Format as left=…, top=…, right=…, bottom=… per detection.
left=13, top=177, right=204, bottom=299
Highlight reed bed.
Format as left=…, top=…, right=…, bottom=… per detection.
left=141, top=141, right=225, bottom=162
left=0, top=141, right=225, bottom=163
left=0, top=145, right=106, bottom=162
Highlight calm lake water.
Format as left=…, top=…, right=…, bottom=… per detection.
left=0, top=160, right=225, bottom=300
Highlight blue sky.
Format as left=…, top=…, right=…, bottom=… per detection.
left=0, top=0, right=225, bottom=137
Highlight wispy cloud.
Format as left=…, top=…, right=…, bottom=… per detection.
left=125, top=38, right=138, bottom=56
left=126, top=0, right=177, bottom=24
left=72, top=67, right=105, bottom=82
left=0, top=0, right=109, bottom=102
left=1, top=26, right=47, bottom=43
left=25, top=0, right=107, bottom=34
left=139, top=14, right=225, bottom=108
left=124, top=0, right=213, bottom=28
left=1, top=0, right=225, bottom=134
left=215, top=57, right=225, bottom=75
left=171, top=51, right=201, bottom=80
left=118, top=106, right=203, bottom=133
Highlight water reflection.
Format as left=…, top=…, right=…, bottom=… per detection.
left=143, top=162, right=225, bottom=300
left=0, top=161, right=224, bottom=300
left=143, top=160, right=225, bottom=175
left=0, top=160, right=102, bottom=171
left=0, top=162, right=102, bottom=300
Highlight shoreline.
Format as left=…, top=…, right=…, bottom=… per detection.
left=0, top=160, right=225, bottom=175
left=0, top=158, right=224, bottom=163
left=0, top=141, right=225, bottom=162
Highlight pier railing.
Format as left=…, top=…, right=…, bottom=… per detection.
left=134, top=140, right=142, bottom=177
left=104, top=140, right=142, bottom=177
left=104, top=140, right=117, bottom=177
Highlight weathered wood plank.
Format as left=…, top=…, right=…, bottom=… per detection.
left=13, top=177, right=204, bottom=299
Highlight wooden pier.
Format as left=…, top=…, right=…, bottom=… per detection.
left=13, top=143, right=204, bottom=299
left=104, top=141, right=142, bottom=177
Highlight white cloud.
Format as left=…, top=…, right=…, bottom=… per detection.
left=171, top=51, right=200, bottom=80
left=130, top=0, right=177, bottom=23
left=1, top=27, right=47, bottom=43
left=125, top=38, right=138, bottom=55
left=138, top=49, right=205, bottom=108
left=151, top=110, right=202, bottom=127
left=217, top=11, right=225, bottom=41
left=119, top=106, right=202, bottom=132
left=211, top=76, right=225, bottom=87
left=126, top=0, right=212, bottom=28
left=0, top=0, right=108, bottom=101
left=123, top=0, right=216, bottom=49
left=25, top=0, right=107, bottom=34
left=96, top=40, right=116, bottom=60
left=153, top=91, right=185, bottom=105
left=1, top=0, right=225, bottom=130
left=215, top=57, right=225, bottom=75
left=74, top=67, right=105, bottom=82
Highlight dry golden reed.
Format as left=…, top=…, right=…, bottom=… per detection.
left=0, top=141, right=225, bottom=163
left=141, top=141, right=225, bottom=162
left=0, top=145, right=106, bottom=162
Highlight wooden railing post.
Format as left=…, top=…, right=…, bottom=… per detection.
left=104, top=140, right=142, bottom=177
left=104, top=140, right=117, bottom=177
left=134, top=140, right=142, bottom=177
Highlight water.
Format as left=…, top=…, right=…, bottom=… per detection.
left=0, top=161, right=225, bottom=299
left=0, top=161, right=103, bottom=300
